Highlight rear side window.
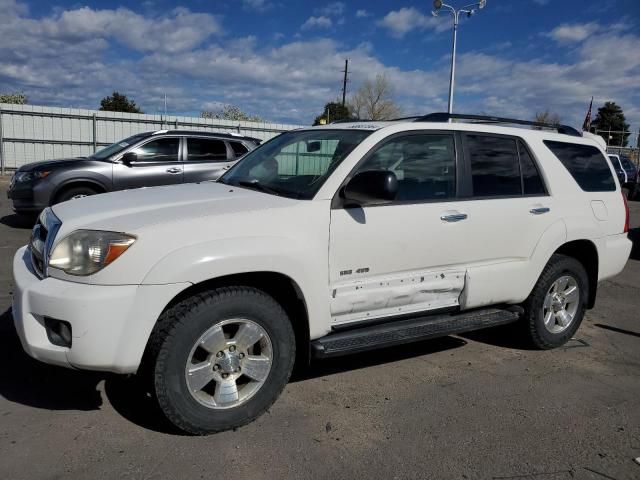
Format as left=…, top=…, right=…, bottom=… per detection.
left=620, top=156, right=635, bottom=170
left=518, top=140, right=546, bottom=195
left=230, top=141, right=249, bottom=157
left=544, top=141, right=616, bottom=192
left=187, top=138, right=228, bottom=161
left=466, top=135, right=521, bottom=197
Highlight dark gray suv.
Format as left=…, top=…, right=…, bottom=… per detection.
left=7, top=130, right=260, bottom=215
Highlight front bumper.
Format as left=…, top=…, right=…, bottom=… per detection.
left=7, top=181, right=46, bottom=213
left=11, top=246, right=189, bottom=374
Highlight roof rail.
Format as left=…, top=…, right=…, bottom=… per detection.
left=328, top=116, right=422, bottom=124
left=414, top=112, right=582, bottom=137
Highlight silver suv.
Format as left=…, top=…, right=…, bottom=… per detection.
left=7, top=130, right=260, bottom=215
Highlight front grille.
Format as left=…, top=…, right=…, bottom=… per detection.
left=28, top=208, right=61, bottom=279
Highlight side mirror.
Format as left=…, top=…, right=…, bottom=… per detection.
left=121, top=152, right=137, bottom=166
left=306, top=141, right=321, bottom=153
left=342, top=170, right=398, bottom=206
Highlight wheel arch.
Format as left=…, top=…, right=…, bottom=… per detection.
left=52, top=178, right=108, bottom=204
left=156, top=271, right=311, bottom=366
left=553, top=239, right=599, bottom=308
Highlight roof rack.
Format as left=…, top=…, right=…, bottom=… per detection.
left=328, top=116, right=422, bottom=124
left=414, top=112, right=582, bottom=137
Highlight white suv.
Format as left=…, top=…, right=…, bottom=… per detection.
left=12, top=113, right=632, bottom=434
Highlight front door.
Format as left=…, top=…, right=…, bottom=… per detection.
left=113, top=137, right=183, bottom=189
left=183, top=137, right=235, bottom=183
left=328, top=132, right=472, bottom=325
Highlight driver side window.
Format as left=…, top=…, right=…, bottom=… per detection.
left=132, top=138, right=180, bottom=163
left=357, top=134, right=456, bottom=201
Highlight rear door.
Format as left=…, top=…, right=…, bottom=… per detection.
left=113, top=136, right=183, bottom=189
left=183, top=137, right=235, bottom=183
left=455, top=133, right=560, bottom=307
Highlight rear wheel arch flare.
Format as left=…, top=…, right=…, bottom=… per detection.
left=553, top=240, right=599, bottom=308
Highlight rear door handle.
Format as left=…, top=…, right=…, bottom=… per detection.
left=530, top=207, right=550, bottom=215
left=166, top=167, right=182, bottom=174
left=440, top=213, right=468, bottom=222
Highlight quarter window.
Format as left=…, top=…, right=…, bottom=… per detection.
left=518, top=140, right=546, bottom=195
left=355, top=134, right=456, bottom=201
left=188, top=138, right=228, bottom=161
left=466, top=135, right=521, bottom=197
left=230, top=141, right=249, bottom=158
left=132, top=138, right=179, bottom=162
left=544, top=140, right=616, bottom=192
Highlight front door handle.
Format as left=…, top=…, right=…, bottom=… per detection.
left=530, top=207, right=550, bottom=215
left=440, top=212, right=468, bottom=222
left=166, top=167, right=182, bottom=174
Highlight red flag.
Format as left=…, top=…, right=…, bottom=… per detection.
left=582, top=97, right=593, bottom=131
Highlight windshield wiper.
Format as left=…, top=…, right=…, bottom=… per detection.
left=235, top=179, right=284, bottom=196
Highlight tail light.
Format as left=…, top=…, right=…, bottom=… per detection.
left=622, top=193, right=629, bottom=233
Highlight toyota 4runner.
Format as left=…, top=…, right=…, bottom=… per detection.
left=12, top=113, right=632, bottom=434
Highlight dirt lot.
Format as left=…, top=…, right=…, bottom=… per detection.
left=1, top=175, right=639, bottom=480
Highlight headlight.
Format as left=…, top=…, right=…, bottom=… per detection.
left=15, top=171, right=51, bottom=183
left=49, top=230, right=136, bottom=276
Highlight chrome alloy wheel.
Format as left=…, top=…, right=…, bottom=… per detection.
left=185, top=318, right=273, bottom=409
left=542, top=275, right=580, bottom=334
left=70, top=194, right=87, bottom=200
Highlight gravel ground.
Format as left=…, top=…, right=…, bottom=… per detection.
left=0, top=175, right=639, bottom=480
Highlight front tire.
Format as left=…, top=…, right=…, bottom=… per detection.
left=522, top=254, right=588, bottom=349
left=147, top=287, right=295, bottom=435
left=55, top=185, right=99, bottom=204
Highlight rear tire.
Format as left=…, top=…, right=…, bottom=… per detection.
left=147, top=286, right=295, bottom=435
left=522, top=254, right=588, bottom=349
left=54, top=186, right=98, bottom=204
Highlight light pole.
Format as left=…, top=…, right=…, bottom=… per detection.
left=432, top=0, right=487, bottom=114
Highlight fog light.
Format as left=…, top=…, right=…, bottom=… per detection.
left=44, top=317, right=72, bottom=348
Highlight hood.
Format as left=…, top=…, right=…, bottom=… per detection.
left=51, top=181, right=296, bottom=233
left=18, top=157, right=102, bottom=172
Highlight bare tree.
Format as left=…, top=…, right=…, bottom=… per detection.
left=202, top=105, right=263, bottom=122
left=534, top=110, right=561, bottom=126
left=349, top=74, right=402, bottom=121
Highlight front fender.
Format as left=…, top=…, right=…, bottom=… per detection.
left=142, top=236, right=331, bottom=339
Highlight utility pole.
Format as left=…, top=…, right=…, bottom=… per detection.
left=341, top=59, right=349, bottom=106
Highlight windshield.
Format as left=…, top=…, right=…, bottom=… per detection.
left=90, top=133, right=150, bottom=161
left=220, top=129, right=372, bottom=199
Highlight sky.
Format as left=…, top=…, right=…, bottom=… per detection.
left=0, top=0, right=639, bottom=142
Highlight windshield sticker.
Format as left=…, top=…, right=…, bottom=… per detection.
left=118, top=142, right=129, bottom=147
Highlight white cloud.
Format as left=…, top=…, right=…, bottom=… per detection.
left=377, top=7, right=439, bottom=38
left=301, top=16, right=332, bottom=31
left=0, top=5, right=222, bottom=54
left=356, top=9, right=370, bottom=18
left=0, top=0, right=28, bottom=15
left=0, top=4, right=638, bottom=136
left=547, top=23, right=599, bottom=43
left=316, top=2, right=345, bottom=17
left=242, top=0, right=272, bottom=12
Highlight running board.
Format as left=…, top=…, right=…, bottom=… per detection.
left=311, top=307, right=521, bottom=359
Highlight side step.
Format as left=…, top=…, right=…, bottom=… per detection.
left=311, top=307, right=521, bottom=359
